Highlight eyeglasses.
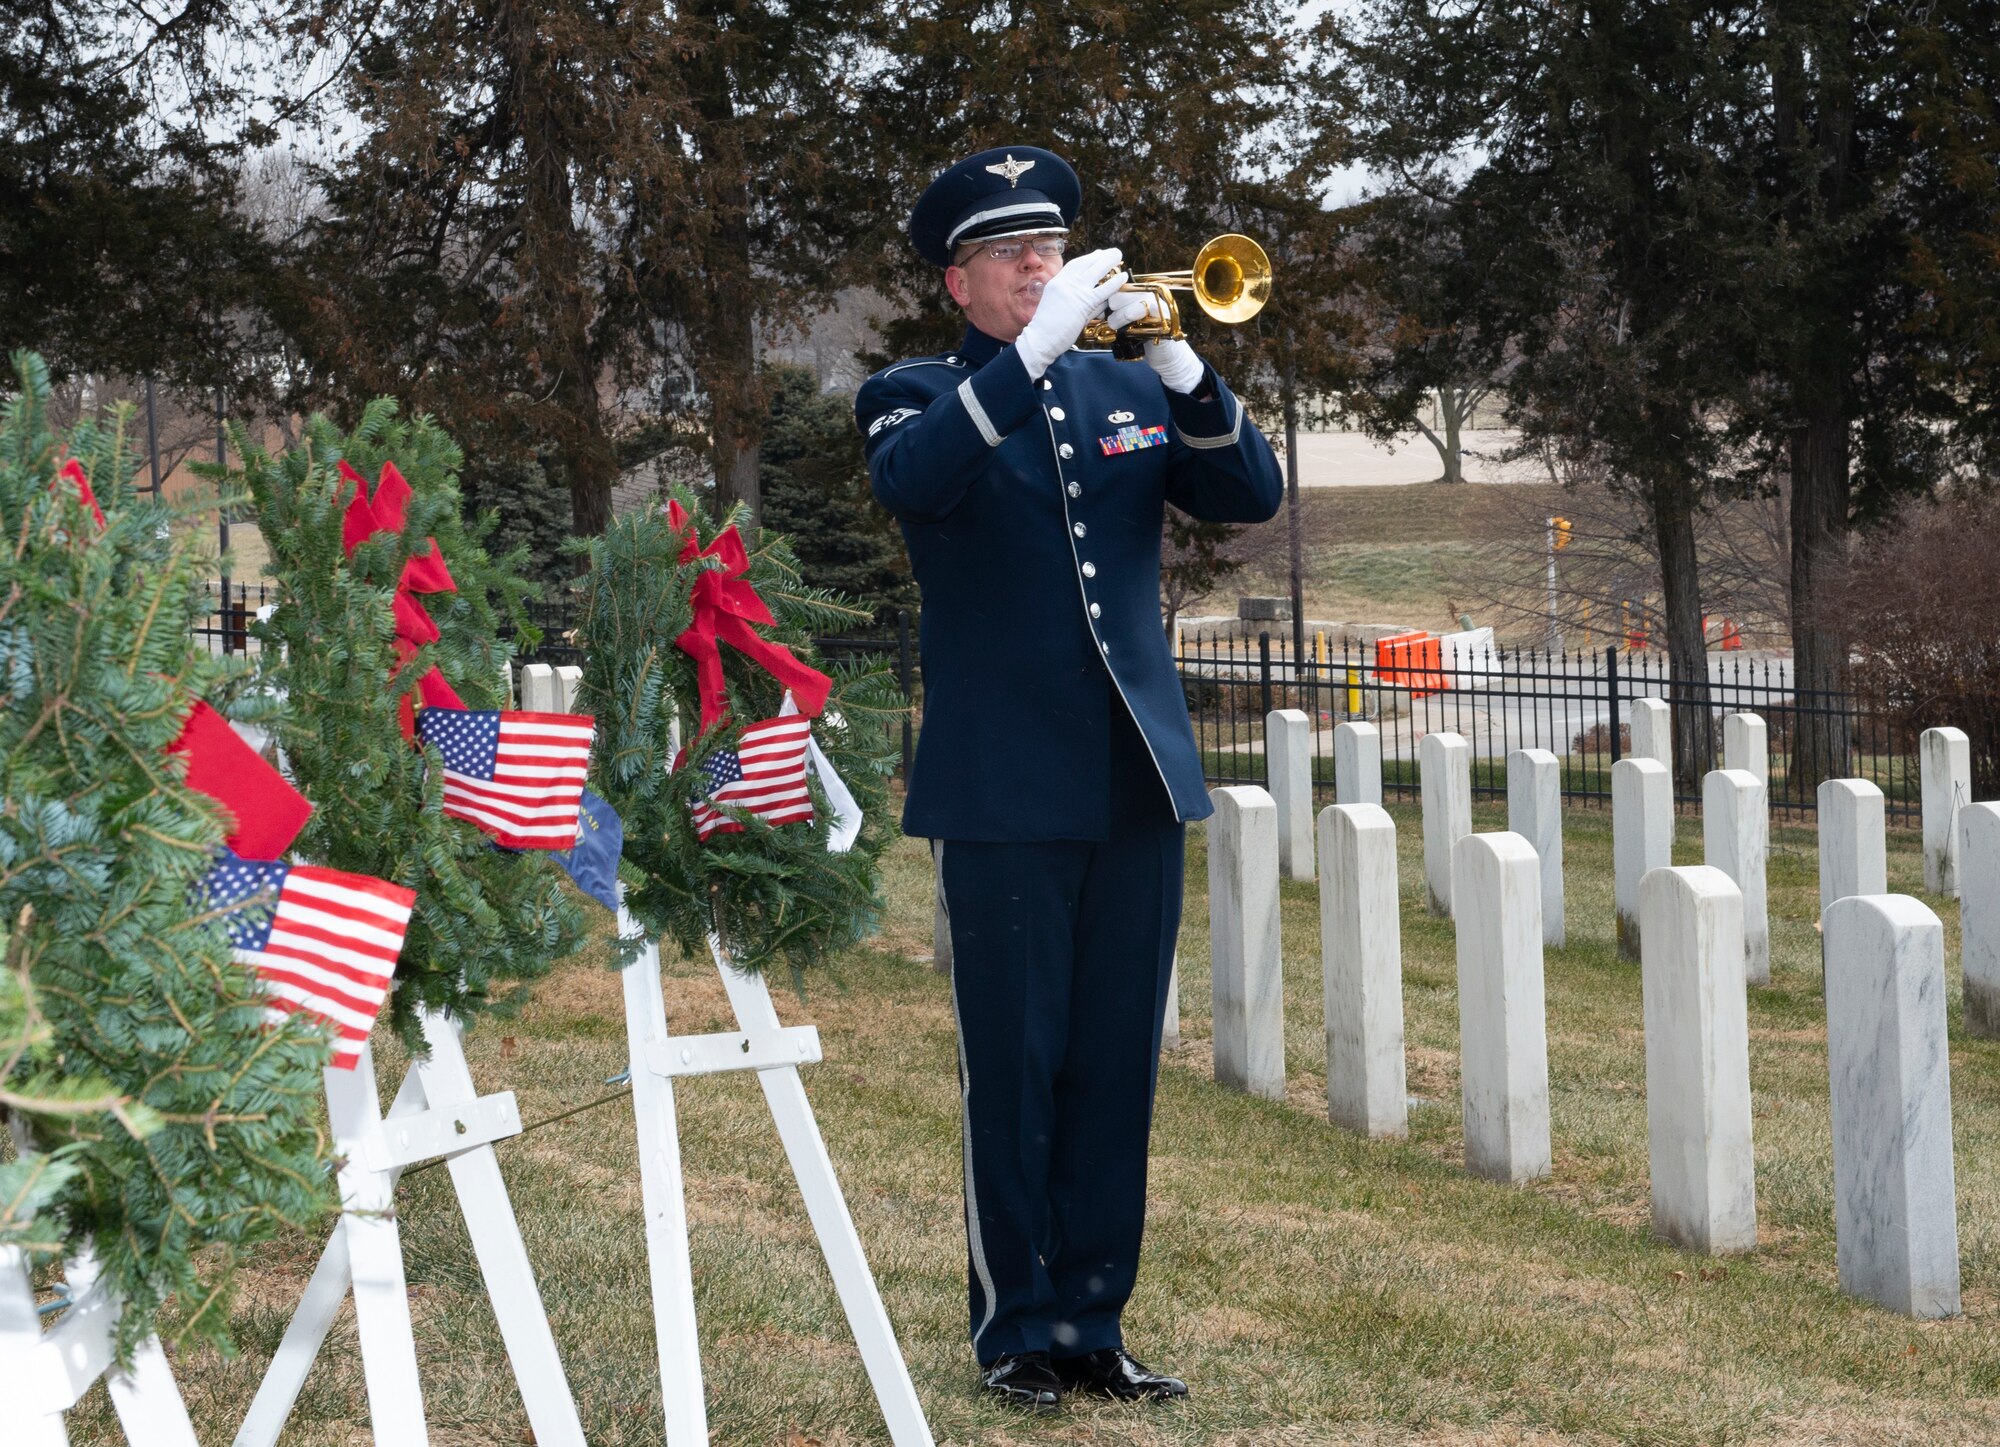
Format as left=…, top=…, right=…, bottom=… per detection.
left=959, top=236, right=1068, bottom=265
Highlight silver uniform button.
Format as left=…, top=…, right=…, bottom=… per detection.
left=1050, top=407, right=1066, bottom=421
left=1068, top=481, right=1081, bottom=497
left=1042, top=379, right=1053, bottom=390
left=1090, top=602, right=1102, bottom=618
left=1081, top=561, right=1096, bottom=577
left=1059, top=443, right=1074, bottom=459
left=1073, top=523, right=1086, bottom=538
left=1101, top=640, right=1111, bottom=654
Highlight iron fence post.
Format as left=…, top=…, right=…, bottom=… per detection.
left=1606, top=643, right=1622, bottom=764
left=1257, top=631, right=1273, bottom=786
left=1258, top=630, right=1273, bottom=716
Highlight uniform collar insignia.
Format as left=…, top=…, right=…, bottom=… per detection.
left=984, top=153, right=1035, bottom=188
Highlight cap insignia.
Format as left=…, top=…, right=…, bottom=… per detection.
left=984, top=154, right=1036, bottom=188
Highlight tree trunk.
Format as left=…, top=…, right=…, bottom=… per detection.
left=1439, top=387, right=1465, bottom=485
left=1779, top=26, right=1856, bottom=794
left=1648, top=472, right=1713, bottom=792
left=706, top=226, right=762, bottom=525
left=502, top=0, right=615, bottom=536
left=1788, top=397, right=1852, bottom=788
left=682, top=2, right=763, bottom=527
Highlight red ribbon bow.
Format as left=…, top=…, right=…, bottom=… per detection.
left=56, top=458, right=106, bottom=530
left=339, top=460, right=464, bottom=738
left=666, top=500, right=831, bottom=733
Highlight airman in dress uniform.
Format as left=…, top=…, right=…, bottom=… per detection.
left=855, top=146, right=1283, bottom=1410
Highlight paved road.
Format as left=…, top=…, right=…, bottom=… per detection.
left=1290, top=429, right=1554, bottom=488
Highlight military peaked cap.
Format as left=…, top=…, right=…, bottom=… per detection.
left=909, top=146, right=1081, bottom=267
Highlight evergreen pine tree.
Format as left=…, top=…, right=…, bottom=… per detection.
left=0, top=353, right=331, bottom=1356
left=237, top=406, right=586, bottom=1042
left=760, top=364, right=916, bottom=627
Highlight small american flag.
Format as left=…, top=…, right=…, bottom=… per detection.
left=197, top=853, right=417, bottom=1070
left=689, top=715, right=816, bottom=841
left=417, top=708, right=595, bottom=849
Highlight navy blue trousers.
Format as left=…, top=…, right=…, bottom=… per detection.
left=934, top=721, right=1184, bottom=1365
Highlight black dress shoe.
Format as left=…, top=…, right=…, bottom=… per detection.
left=980, top=1351, right=1062, bottom=1411
left=1052, top=1347, right=1189, bottom=1401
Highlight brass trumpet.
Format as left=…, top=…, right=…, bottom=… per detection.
left=1082, top=233, right=1273, bottom=356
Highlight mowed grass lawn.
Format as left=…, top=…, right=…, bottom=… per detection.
left=1192, top=482, right=1564, bottom=636
left=78, top=801, right=2000, bottom=1445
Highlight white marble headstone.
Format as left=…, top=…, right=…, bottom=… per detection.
left=1723, top=712, right=1768, bottom=786
left=1162, top=952, right=1182, bottom=1052
left=553, top=664, right=583, bottom=714
left=1960, top=803, right=2000, bottom=1039
left=1333, top=720, right=1383, bottom=807
left=519, top=662, right=558, bottom=713
left=1266, top=708, right=1316, bottom=882
left=1630, top=697, right=1671, bottom=772
left=1613, top=758, right=1673, bottom=961
left=1319, top=803, right=1406, bottom=1138
left=1640, top=866, right=1757, bottom=1253
left=1703, top=768, right=1770, bottom=986
left=1507, top=748, right=1565, bottom=947
left=1207, top=787, right=1285, bottom=1100
left=931, top=845, right=954, bottom=977
left=1919, top=727, right=1970, bottom=897
left=1420, top=732, right=1472, bottom=918
left=1818, top=779, right=1887, bottom=915
left=1823, top=893, right=1961, bottom=1319
left=1452, top=831, right=1551, bottom=1184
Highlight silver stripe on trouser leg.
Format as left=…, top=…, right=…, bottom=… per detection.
left=936, top=840, right=1001, bottom=1353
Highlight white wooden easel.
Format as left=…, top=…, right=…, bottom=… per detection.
left=618, top=904, right=934, bottom=1445
left=233, top=1008, right=585, bottom=1447
left=0, top=1244, right=200, bottom=1446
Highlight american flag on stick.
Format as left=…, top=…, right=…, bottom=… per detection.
left=689, top=715, right=816, bottom=841
left=417, top=708, right=595, bottom=849
left=197, top=852, right=416, bottom=1070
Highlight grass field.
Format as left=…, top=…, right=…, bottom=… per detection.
left=1190, top=483, right=1565, bottom=638
left=68, top=801, right=2000, bottom=1446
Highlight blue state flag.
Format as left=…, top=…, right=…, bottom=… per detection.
left=551, top=788, right=623, bottom=911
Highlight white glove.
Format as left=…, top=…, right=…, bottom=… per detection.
left=1014, top=248, right=1128, bottom=379
left=1103, top=286, right=1162, bottom=334
left=1146, top=337, right=1206, bottom=394
left=1100, top=286, right=1205, bottom=393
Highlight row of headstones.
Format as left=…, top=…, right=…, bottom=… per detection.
left=505, top=661, right=583, bottom=713
left=1212, top=710, right=1981, bottom=1321
left=1267, top=709, right=1996, bottom=1022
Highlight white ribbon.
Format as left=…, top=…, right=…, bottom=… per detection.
left=780, top=693, right=862, bottom=854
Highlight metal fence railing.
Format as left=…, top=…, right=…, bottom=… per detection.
left=1182, top=634, right=1944, bottom=822
left=193, top=582, right=272, bottom=656
left=208, top=586, right=1942, bottom=821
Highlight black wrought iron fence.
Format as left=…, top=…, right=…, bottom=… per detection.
left=1182, top=633, right=1943, bottom=822
left=193, top=582, right=272, bottom=656
left=207, top=588, right=1934, bottom=819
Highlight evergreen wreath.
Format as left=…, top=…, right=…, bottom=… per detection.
left=0, top=354, right=331, bottom=1356
left=573, top=488, right=902, bottom=974
left=236, top=403, right=585, bottom=1043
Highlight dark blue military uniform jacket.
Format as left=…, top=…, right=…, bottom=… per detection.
left=857, top=324, right=1283, bottom=842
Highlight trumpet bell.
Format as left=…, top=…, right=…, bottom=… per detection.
left=1191, top=233, right=1272, bottom=324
